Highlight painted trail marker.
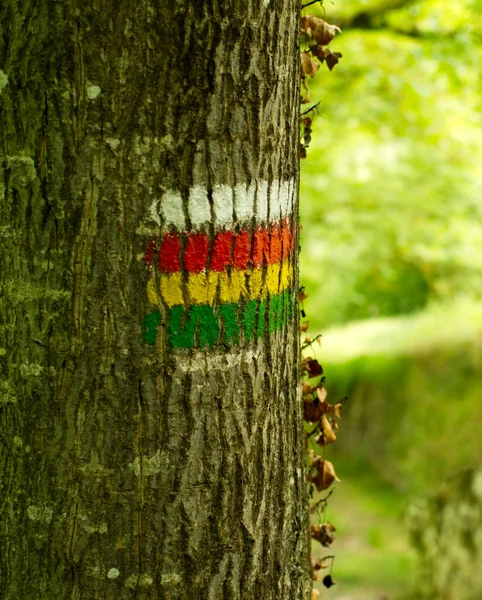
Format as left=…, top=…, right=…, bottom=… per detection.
left=142, top=180, right=296, bottom=349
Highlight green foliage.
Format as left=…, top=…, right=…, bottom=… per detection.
left=320, top=300, right=482, bottom=495
left=299, top=3, right=482, bottom=594
left=300, top=0, right=482, bottom=329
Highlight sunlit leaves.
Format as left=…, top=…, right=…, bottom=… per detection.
left=300, top=20, right=482, bottom=327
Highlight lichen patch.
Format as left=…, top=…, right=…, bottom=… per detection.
left=107, top=568, right=120, bottom=579
left=27, top=505, right=53, bottom=524
left=87, top=84, right=101, bottom=99
left=0, top=70, right=8, bottom=94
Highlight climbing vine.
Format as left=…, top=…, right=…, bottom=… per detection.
left=300, top=289, right=347, bottom=597
left=300, top=3, right=342, bottom=159
left=299, top=3, right=345, bottom=597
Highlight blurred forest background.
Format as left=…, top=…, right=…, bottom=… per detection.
left=300, top=0, right=482, bottom=597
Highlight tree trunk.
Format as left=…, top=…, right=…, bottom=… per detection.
left=0, top=1, right=310, bottom=598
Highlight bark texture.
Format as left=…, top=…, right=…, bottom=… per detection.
left=0, top=1, right=309, bottom=598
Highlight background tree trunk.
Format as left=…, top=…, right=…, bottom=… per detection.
left=407, top=468, right=482, bottom=599
left=0, top=1, right=310, bottom=598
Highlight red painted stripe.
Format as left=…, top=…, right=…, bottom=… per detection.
left=184, top=233, right=209, bottom=273
left=281, top=220, right=292, bottom=259
left=210, top=231, right=234, bottom=272
left=252, top=229, right=270, bottom=268
left=159, top=233, right=181, bottom=273
left=143, top=238, right=157, bottom=266
left=269, top=224, right=282, bottom=265
left=155, top=220, right=295, bottom=274
left=233, top=231, right=251, bottom=270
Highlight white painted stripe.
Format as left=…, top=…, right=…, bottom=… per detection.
left=148, top=198, right=161, bottom=226
left=188, top=186, right=211, bottom=226
left=213, top=184, right=234, bottom=228
left=172, top=342, right=264, bottom=374
left=234, top=182, right=255, bottom=222
left=288, top=179, right=296, bottom=217
left=256, top=181, right=268, bottom=222
left=161, top=190, right=185, bottom=229
left=269, top=179, right=281, bottom=222
left=156, top=179, right=294, bottom=231
left=280, top=179, right=292, bottom=219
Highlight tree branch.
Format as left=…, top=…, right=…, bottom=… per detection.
left=328, top=0, right=447, bottom=39
left=302, top=0, right=322, bottom=9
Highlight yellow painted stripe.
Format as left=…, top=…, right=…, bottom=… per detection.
left=188, top=271, right=219, bottom=305
left=219, top=270, right=247, bottom=304
left=147, top=262, right=293, bottom=308
left=280, top=261, right=290, bottom=289
left=147, top=278, right=159, bottom=306
left=160, top=272, right=184, bottom=306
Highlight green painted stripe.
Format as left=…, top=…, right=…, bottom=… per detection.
left=142, top=310, right=161, bottom=345
left=142, top=290, right=294, bottom=348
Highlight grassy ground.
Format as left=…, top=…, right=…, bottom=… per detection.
left=317, top=298, right=482, bottom=365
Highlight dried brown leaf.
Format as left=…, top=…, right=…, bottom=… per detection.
left=300, top=15, right=341, bottom=46
left=318, top=414, right=336, bottom=445
left=301, top=51, right=319, bottom=78
left=311, top=457, right=340, bottom=491
left=316, top=386, right=328, bottom=403
left=311, top=523, right=336, bottom=547
left=304, top=358, right=323, bottom=378
left=301, top=76, right=311, bottom=105
left=313, top=559, right=330, bottom=571
left=303, top=399, right=323, bottom=423
left=311, top=45, right=331, bottom=61
left=326, top=51, right=342, bottom=71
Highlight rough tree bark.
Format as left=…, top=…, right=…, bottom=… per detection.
left=0, top=1, right=310, bottom=598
